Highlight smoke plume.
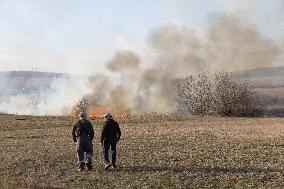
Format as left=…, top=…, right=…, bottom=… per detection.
left=84, top=14, right=282, bottom=114
left=0, top=13, right=283, bottom=115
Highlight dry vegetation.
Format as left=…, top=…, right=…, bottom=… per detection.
left=177, top=72, right=264, bottom=117
left=1, top=114, right=284, bottom=188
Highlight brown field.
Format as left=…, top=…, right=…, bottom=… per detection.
left=1, top=115, right=284, bottom=188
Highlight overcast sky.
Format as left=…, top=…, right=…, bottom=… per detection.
left=0, top=0, right=283, bottom=74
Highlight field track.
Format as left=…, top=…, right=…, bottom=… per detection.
left=1, top=115, right=284, bottom=188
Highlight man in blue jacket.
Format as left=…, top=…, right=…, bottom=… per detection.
left=72, top=112, right=94, bottom=171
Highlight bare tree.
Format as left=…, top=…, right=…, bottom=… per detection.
left=70, top=98, right=89, bottom=117
left=177, top=72, right=264, bottom=117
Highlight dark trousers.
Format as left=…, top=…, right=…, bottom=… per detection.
left=77, top=136, right=93, bottom=168
left=103, top=140, right=117, bottom=165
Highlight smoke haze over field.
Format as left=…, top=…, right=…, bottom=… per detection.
left=0, top=72, right=91, bottom=115
left=84, top=13, right=283, bottom=114
left=0, top=0, right=283, bottom=115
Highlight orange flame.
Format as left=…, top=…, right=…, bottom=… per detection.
left=88, top=104, right=129, bottom=118
left=88, top=105, right=111, bottom=118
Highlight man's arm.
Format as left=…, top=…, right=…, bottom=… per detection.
left=88, top=121, right=94, bottom=140
left=72, top=122, right=78, bottom=142
left=116, top=122, right=121, bottom=141
left=101, top=122, right=107, bottom=144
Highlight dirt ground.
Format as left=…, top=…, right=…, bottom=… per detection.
left=1, top=114, right=284, bottom=188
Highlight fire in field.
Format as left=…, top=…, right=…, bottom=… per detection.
left=0, top=1, right=284, bottom=188
left=70, top=100, right=129, bottom=118
left=87, top=105, right=128, bottom=118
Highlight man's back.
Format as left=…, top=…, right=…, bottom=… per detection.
left=101, top=119, right=121, bottom=142
left=72, top=119, right=94, bottom=141
left=72, top=112, right=94, bottom=171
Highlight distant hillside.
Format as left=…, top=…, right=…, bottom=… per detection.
left=232, top=66, right=284, bottom=79
left=0, top=71, right=72, bottom=79
left=232, top=66, right=284, bottom=88
left=1, top=67, right=283, bottom=96
left=0, top=68, right=284, bottom=116
left=232, top=66, right=284, bottom=116
left=0, top=71, right=76, bottom=96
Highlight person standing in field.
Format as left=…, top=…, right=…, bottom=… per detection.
left=72, top=112, right=94, bottom=172
left=101, top=112, right=121, bottom=170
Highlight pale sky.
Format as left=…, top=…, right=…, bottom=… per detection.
left=0, top=0, right=283, bottom=74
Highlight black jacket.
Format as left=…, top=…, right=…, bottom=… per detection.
left=101, top=119, right=121, bottom=143
left=72, top=119, right=94, bottom=142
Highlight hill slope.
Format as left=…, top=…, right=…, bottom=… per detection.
left=0, top=68, right=283, bottom=115
left=233, top=66, right=284, bottom=79
left=0, top=71, right=76, bottom=96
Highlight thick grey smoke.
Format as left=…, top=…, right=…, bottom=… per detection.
left=206, top=14, right=281, bottom=71
left=80, top=50, right=178, bottom=114
left=85, top=14, right=283, bottom=114
left=148, top=14, right=281, bottom=73
left=0, top=13, right=282, bottom=115
left=107, top=51, right=140, bottom=72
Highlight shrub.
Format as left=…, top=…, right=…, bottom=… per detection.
left=177, top=72, right=264, bottom=117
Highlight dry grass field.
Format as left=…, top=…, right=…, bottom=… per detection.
left=1, top=115, right=284, bottom=188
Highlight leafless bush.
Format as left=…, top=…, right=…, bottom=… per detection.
left=177, top=72, right=264, bottom=117
left=70, top=98, right=89, bottom=116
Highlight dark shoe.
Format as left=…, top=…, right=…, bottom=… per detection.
left=111, top=164, right=117, bottom=169
left=104, top=163, right=111, bottom=170
left=86, top=163, right=93, bottom=171
left=78, top=162, right=85, bottom=172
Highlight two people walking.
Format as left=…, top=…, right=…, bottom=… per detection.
left=72, top=112, right=121, bottom=171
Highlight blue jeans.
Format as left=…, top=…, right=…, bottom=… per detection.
left=103, top=140, right=117, bottom=165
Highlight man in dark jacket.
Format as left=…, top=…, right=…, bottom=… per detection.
left=72, top=112, right=94, bottom=171
left=101, top=112, right=121, bottom=169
